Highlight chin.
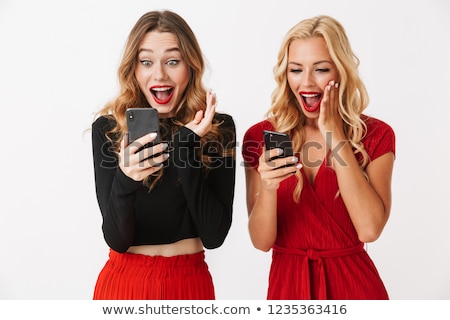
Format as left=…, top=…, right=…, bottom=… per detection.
left=154, top=109, right=173, bottom=119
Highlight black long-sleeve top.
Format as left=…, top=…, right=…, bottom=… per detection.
left=91, top=113, right=236, bottom=253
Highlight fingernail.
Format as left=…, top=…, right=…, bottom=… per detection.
left=335, top=82, right=339, bottom=88
left=292, top=156, right=298, bottom=163
left=162, top=143, right=168, bottom=150
left=277, top=148, right=284, bottom=155
left=296, top=163, right=303, bottom=169
left=149, top=132, right=157, bottom=138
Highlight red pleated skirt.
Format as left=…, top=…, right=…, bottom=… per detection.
left=93, top=249, right=215, bottom=300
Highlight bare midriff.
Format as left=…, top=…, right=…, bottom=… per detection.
left=126, top=237, right=203, bottom=257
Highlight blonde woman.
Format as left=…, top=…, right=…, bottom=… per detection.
left=91, top=10, right=236, bottom=299
left=242, top=15, right=395, bottom=299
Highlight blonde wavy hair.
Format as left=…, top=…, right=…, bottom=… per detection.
left=268, top=15, right=370, bottom=202
left=96, top=10, right=229, bottom=190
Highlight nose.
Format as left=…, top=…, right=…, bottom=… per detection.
left=153, top=62, right=167, bottom=81
left=301, top=70, right=314, bottom=87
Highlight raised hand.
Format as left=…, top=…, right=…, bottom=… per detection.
left=318, top=80, right=345, bottom=142
left=185, top=89, right=217, bottom=137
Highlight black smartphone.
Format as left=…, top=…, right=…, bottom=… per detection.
left=126, top=108, right=160, bottom=145
left=263, top=130, right=294, bottom=160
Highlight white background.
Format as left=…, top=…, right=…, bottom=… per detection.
left=0, top=0, right=449, bottom=300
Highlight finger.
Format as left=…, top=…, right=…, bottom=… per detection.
left=266, top=165, right=299, bottom=179
left=330, top=80, right=339, bottom=110
left=138, top=142, right=168, bottom=161
left=119, top=133, right=143, bottom=168
left=128, top=132, right=158, bottom=154
left=321, top=83, right=330, bottom=111
left=206, top=101, right=216, bottom=121
left=195, top=109, right=204, bottom=122
left=142, top=152, right=170, bottom=167
left=206, top=89, right=217, bottom=108
left=259, top=165, right=299, bottom=187
left=123, top=133, right=129, bottom=148
left=137, top=162, right=164, bottom=179
left=333, top=82, right=340, bottom=113
left=262, top=154, right=298, bottom=171
left=320, top=80, right=337, bottom=117
left=263, top=148, right=284, bottom=162
left=205, top=89, right=217, bottom=121
left=326, top=81, right=335, bottom=116
left=118, top=135, right=128, bottom=166
left=271, top=155, right=299, bottom=169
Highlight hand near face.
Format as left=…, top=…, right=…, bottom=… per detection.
left=318, top=80, right=345, bottom=139
left=185, top=89, right=217, bottom=137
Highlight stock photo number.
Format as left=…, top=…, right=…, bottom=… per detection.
left=267, top=304, right=347, bottom=315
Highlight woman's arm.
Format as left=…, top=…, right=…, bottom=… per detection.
left=319, top=81, right=395, bottom=242
left=332, top=146, right=394, bottom=242
left=245, top=166, right=277, bottom=252
left=91, top=117, right=140, bottom=252
left=92, top=116, right=167, bottom=252
left=245, top=149, right=300, bottom=251
left=173, top=116, right=236, bottom=249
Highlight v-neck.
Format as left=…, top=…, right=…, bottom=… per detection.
left=301, top=150, right=330, bottom=189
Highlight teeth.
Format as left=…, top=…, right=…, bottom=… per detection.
left=152, top=87, right=172, bottom=92
left=301, top=93, right=320, bottom=98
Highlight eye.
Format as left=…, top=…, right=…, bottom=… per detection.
left=140, top=60, right=151, bottom=67
left=167, top=59, right=180, bottom=66
left=289, top=68, right=302, bottom=74
left=316, top=68, right=330, bottom=73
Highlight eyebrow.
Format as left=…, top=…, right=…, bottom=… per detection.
left=138, top=47, right=181, bottom=54
left=288, top=60, right=333, bottom=66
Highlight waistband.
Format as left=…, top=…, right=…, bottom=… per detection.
left=108, top=249, right=206, bottom=268
left=272, top=242, right=364, bottom=259
left=272, top=243, right=364, bottom=299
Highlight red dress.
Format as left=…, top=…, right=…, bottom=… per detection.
left=242, top=116, right=395, bottom=300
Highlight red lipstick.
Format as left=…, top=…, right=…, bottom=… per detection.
left=150, top=85, right=174, bottom=105
left=300, top=91, right=322, bottom=113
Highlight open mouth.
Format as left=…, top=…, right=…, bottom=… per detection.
left=300, top=92, right=322, bottom=113
left=151, top=86, right=174, bottom=104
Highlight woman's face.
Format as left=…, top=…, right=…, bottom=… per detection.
left=287, top=36, right=339, bottom=116
left=135, top=31, right=190, bottom=118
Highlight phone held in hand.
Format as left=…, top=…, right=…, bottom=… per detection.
left=263, top=130, right=294, bottom=160
left=126, top=108, right=160, bottom=146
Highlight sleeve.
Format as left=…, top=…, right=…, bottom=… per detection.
left=91, top=116, right=142, bottom=253
left=363, top=117, right=396, bottom=161
left=242, top=121, right=267, bottom=169
left=172, top=114, right=236, bottom=249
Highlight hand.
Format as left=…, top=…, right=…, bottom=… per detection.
left=257, top=147, right=302, bottom=191
left=318, top=80, right=345, bottom=141
left=185, top=89, right=217, bottom=137
left=118, top=132, right=169, bottom=181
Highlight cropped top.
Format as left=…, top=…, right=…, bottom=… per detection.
left=91, top=113, right=236, bottom=253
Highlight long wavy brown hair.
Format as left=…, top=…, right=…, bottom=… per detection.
left=96, top=10, right=232, bottom=190
left=268, top=15, right=370, bottom=202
